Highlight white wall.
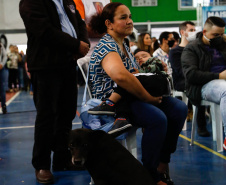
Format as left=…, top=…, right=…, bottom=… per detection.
left=0, top=0, right=24, bottom=29
left=5, top=33, right=27, bottom=45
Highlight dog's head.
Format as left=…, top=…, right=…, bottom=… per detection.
left=68, top=128, right=92, bottom=165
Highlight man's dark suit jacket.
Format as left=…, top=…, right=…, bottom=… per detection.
left=19, top=0, right=90, bottom=71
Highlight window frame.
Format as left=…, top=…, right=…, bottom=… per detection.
left=178, top=0, right=196, bottom=10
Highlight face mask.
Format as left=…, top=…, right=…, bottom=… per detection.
left=204, top=35, right=223, bottom=49
left=168, top=40, right=175, bottom=47
left=130, top=45, right=138, bottom=53
left=186, top=31, right=197, bottom=42
left=209, top=36, right=224, bottom=49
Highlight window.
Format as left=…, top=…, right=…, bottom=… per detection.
left=131, top=0, right=158, bottom=7
left=178, top=0, right=195, bottom=10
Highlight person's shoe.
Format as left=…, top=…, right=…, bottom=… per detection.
left=88, top=101, right=115, bottom=115
left=197, top=127, right=210, bottom=137
left=52, top=161, right=86, bottom=171
left=223, top=138, right=226, bottom=151
left=159, top=172, right=174, bottom=185
left=108, top=118, right=132, bottom=135
left=35, top=169, right=54, bottom=184
left=2, top=105, right=7, bottom=114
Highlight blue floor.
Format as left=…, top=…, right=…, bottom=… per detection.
left=0, top=87, right=226, bottom=185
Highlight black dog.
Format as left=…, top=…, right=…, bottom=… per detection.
left=69, top=128, right=155, bottom=185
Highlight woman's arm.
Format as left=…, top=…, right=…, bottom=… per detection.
left=102, top=52, right=162, bottom=104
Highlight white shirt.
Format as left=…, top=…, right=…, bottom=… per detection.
left=52, top=0, right=77, bottom=38
left=153, top=47, right=172, bottom=75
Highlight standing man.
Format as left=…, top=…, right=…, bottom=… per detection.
left=181, top=16, right=226, bottom=149
left=19, top=0, right=90, bottom=184
left=169, top=21, right=210, bottom=137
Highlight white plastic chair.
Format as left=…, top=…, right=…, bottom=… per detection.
left=191, top=100, right=223, bottom=152
left=77, top=57, right=138, bottom=185
left=77, top=56, right=92, bottom=99
left=172, top=90, right=188, bottom=130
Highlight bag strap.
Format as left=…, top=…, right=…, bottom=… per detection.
left=82, top=63, right=90, bottom=106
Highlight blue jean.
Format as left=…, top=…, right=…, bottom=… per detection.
left=201, top=79, right=226, bottom=136
left=0, top=67, right=6, bottom=106
left=129, top=96, right=187, bottom=172
left=18, top=66, right=24, bottom=89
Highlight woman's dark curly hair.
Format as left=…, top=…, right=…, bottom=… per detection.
left=89, top=2, right=124, bottom=34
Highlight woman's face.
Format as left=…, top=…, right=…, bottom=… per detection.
left=143, top=34, right=152, bottom=46
left=110, top=5, right=133, bottom=37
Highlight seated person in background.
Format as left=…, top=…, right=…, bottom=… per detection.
left=181, top=16, right=226, bottom=149
left=169, top=21, right=210, bottom=137
left=88, top=3, right=187, bottom=184
left=153, top=31, right=175, bottom=76
left=171, top=31, right=180, bottom=48
left=88, top=49, right=170, bottom=134
left=128, top=27, right=138, bottom=53
left=137, top=33, right=154, bottom=56
left=151, top=37, right=160, bottom=52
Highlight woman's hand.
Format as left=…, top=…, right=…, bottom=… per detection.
left=219, top=70, right=226, bottom=79
left=147, top=96, right=163, bottom=105
left=102, top=52, right=163, bottom=104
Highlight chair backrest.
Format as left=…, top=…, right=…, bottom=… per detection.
left=77, top=56, right=92, bottom=99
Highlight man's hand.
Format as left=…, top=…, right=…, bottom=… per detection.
left=219, top=70, right=226, bottom=79
left=79, top=41, right=89, bottom=57
left=0, top=64, right=3, bottom=70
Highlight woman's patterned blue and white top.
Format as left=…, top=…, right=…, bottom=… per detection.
left=89, top=33, right=139, bottom=100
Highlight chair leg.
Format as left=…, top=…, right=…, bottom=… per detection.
left=191, top=105, right=198, bottom=145
left=210, top=104, right=223, bottom=152
left=118, top=139, right=126, bottom=147
left=126, top=128, right=137, bottom=158
left=90, top=177, right=94, bottom=185
left=182, top=120, right=187, bottom=131
left=182, top=93, right=188, bottom=131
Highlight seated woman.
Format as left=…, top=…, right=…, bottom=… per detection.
left=88, top=49, right=171, bottom=134
left=88, top=2, right=187, bottom=185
